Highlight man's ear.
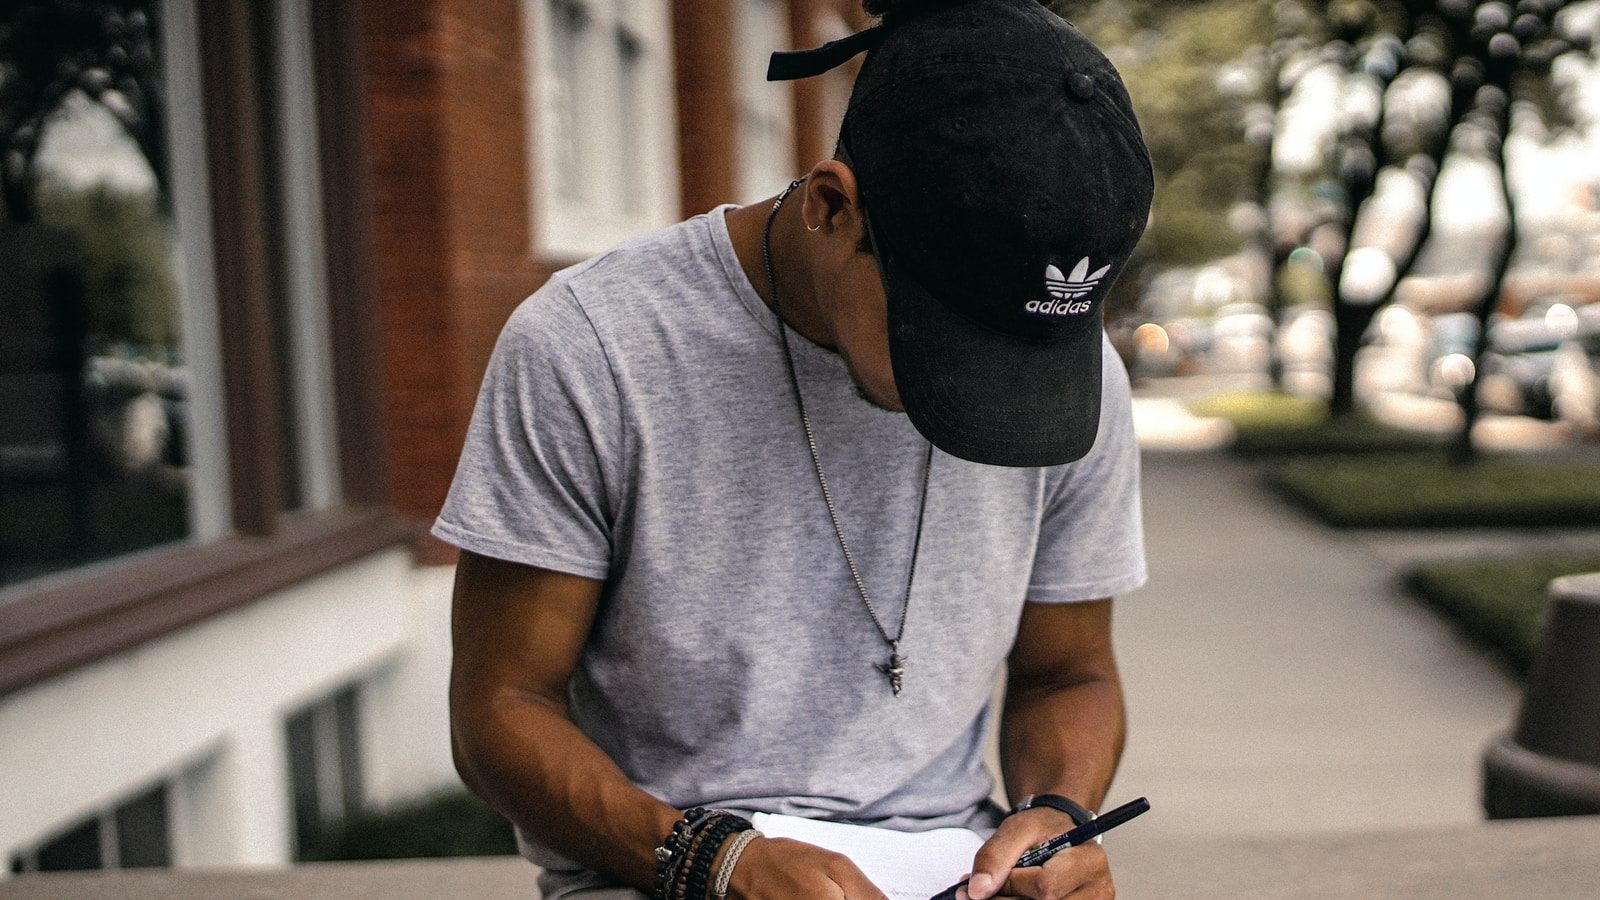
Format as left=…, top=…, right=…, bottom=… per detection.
left=800, top=159, right=866, bottom=246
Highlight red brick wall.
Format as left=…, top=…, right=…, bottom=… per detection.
left=788, top=0, right=828, bottom=171
left=360, top=0, right=549, bottom=562
left=672, top=0, right=741, bottom=217
left=360, top=0, right=837, bottom=562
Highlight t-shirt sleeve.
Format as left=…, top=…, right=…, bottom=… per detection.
left=431, top=283, right=621, bottom=580
left=1025, top=336, right=1147, bottom=603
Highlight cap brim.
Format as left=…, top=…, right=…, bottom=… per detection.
left=887, top=256, right=1103, bottom=467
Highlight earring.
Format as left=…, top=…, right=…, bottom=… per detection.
left=807, top=224, right=821, bottom=232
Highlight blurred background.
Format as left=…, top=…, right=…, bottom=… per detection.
left=1, top=0, right=1598, bottom=891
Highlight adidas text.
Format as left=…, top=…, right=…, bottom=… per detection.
left=1025, top=298, right=1093, bottom=316
left=1032, top=258, right=1111, bottom=316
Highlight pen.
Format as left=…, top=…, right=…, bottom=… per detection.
left=928, top=797, right=1150, bottom=900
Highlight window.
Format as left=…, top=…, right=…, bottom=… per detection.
left=286, top=683, right=364, bottom=858
left=736, top=0, right=796, bottom=203
left=8, top=783, right=172, bottom=873
left=258, top=0, right=345, bottom=514
left=0, top=0, right=205, bottom=587
left=524, top=0, right=680, bottom=259
left=0, top=0, right=346, bottom=592
left=0, top=0, right=401, bottom=697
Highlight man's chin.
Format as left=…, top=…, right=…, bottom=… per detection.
left=853, top=382, right=905, bottom=413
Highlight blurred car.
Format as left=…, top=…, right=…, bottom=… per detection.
left=1277, top=305, right=1334, bottom=396
left=1476, top=302, right=1600, bottom=425
left=1210, top=302, right=1273, bottom=374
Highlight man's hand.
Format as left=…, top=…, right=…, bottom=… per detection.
left=959, top=809, right=1113, bottom=900
left=726, top=836, right=889, bottom=900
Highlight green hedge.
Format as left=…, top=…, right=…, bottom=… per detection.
left=1405, top=555, right=1600, bottom=674
left=1270, top=454, right=1600, bottom=528
left=306, top=791, right=518, bottom=862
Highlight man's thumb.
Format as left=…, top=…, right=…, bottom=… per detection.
left=967, top=872, right=998, bottom=899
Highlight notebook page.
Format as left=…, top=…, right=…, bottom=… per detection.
left=751, top=813, right=984, bottom=900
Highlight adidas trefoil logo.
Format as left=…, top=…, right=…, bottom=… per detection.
left=1026, top=258, right=1110, bottom=316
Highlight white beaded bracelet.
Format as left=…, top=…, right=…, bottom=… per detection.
left=711, top=828, right=763, bottom=900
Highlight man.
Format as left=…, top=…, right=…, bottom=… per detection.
left=435, top=1, right=1154, bottom=898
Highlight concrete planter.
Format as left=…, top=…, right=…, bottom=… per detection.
left=1483, top=572, right=1600, bottom=818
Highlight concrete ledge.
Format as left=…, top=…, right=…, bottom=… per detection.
left=4, top=816, right=1600, bottom=899
left=0, top=857, right=540, bottom=900
left=1114, top=816, right=1600, bottom=899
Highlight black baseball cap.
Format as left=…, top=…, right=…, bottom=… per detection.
left=770, top=0, right=1153, bottom=466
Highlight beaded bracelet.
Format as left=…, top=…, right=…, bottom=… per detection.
left=675, top=819, right=723, bottom=900
left=653, top=808, right=714, bottom=900
left=711, top=828, right=762, bottom=900
left=678, top=814, right=749, bottom=900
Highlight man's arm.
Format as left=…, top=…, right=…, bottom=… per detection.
left=449, top=550, right=678, bottom=890
left=1000, top=597, right=1125, bottom=810
left=962, top=598, right=1124, bottom=900
left=449, top=550, right=889, bottom=899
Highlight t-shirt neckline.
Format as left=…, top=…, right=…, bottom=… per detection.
left=707, top=204, right=844, bottom=372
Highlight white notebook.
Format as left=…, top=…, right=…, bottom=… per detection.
left=751, top=812, right=985, bottom=900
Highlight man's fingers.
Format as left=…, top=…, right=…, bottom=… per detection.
left=994, top=845, right=1111, bottom=900
left=967, top=812, right=1074, bottom=900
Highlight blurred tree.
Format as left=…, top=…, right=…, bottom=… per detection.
left=1061, top=0, right=1594, bottom=462
left=1240, top=0, right=1583, bottom=444
left=1051, top=0, right=1272, bottom=316
left=1323, top=0, right=1440, bottom=415
left=1334, top=0, right=1479, bottom=399
left=35, top=181, right=177, bottom=349
left=1447, top=0, right=1589, bottom=464
left=0, top=0, right=167, bottom=224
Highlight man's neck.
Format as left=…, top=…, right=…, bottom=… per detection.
left=725, top=189, right=835, bottom=351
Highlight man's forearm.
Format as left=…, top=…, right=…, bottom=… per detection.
left=997, top=672, right=1126, bottom=812
left=453, top=690, right=678, bottom=892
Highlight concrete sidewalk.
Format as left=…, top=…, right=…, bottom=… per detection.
left=1110, top=451, right=1525, bottom=841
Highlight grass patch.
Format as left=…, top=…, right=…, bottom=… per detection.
left=1406, top=554, right=1600, bottom=674
left=1270, top=454, right=1600, bottom=528
left=1185, top=391, right=1444, bottom=457
left=305, top=791, right=518, bottom=862
left=1186, top=390, right=1327, bottom=429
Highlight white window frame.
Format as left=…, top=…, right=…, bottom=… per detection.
left=736, top=0, right=796, bottom=203
left=523, top=0, right=681, bottom=260
left=165, top=0, right=344, bottom=532
left=163, top=0, right=232, bottom=542
left=269, top=0, right=343, bottom=512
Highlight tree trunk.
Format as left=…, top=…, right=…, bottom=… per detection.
left=1450, top=72, right=1518, bottom=466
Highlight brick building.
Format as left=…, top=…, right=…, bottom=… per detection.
left=1, top=0, right=863, bottom=874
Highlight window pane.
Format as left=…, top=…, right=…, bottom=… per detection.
left=549, top=0, right=590, bottom=203
left=333, top=685, right=364, bottom=817
left=0, top=1, right=192, bottom=589
left=285, top=704, right=323, bottom=858
left=113, top=785, right=171, bottom=868
left=615, top=24, right=645, bottom=213
left=35, top=817, right=102, bottom=872
left=737, top=0, right=793, bottom=202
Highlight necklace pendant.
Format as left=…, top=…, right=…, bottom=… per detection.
left=877, top=649, right=908, bottom=696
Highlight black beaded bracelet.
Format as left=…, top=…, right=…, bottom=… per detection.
left=680, top=815, right=750, bottom=900
left=654, top=808, right=715, bottom=900
left=675, top=816, right=731, bottom=900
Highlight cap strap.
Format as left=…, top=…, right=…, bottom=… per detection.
left=766, top=25, right=887, bottom=81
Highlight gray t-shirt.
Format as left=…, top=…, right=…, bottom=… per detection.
left=433, top=206, right=1145, bottom=896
